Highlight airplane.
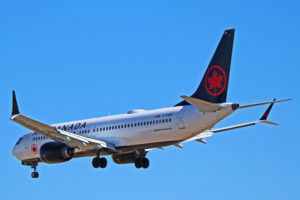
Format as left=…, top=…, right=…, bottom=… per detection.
left=11, top=29, right=291, bottom=178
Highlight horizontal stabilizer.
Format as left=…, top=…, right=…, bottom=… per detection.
left=238, top=99, right=291, bottom=109
left=260, top=120, right=278, bottom=126
left=181, top=96, right=224, bottom=112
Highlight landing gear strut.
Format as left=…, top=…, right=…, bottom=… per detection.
left=92, top=151, right=107, bottom=168
left=30, top=163, right=39, bottom=178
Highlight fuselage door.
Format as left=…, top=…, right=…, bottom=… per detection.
left=177, top=109, right=185, bottom=129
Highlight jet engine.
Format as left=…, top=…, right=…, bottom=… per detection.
left=40, top=142, right=74, bottom=164
left=112, top=153, right=136, bottom=164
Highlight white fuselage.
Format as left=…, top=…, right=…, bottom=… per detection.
left=12, top=103, right=235, bottom=161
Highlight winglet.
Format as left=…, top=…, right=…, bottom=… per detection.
left=260, top=98, right=275, bottom=120
left=11, top=90, right=20, bottom=116
left=259, top=98, right=279, bottom=126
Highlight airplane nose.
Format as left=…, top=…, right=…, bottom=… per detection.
left=12, top=144, right=22, bottom=160
left=12, top=145, right=18, bottom=157
left=13, top=136, right=24, bottom=160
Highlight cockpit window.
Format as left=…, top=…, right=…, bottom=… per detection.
left=16, top=137, right=23, bottom=145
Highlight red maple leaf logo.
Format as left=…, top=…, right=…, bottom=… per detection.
left=208, top=70, right=223, bottom=94
left=31, top=144, right=38, bottom=154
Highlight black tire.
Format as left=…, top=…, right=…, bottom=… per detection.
left=142, top=158, right=149, bottom=169
left=135, top=158, right=142, bottom=169
left=99, top=157, right=107, bottom=168
left=31, top=172, right=39, bottom=178
left=92, top=157, right=100, bottom=168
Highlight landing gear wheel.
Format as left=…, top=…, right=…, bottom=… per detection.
left=31, top=172, right=39, bottom=178
left=99, top=157, right=107, bottom=168
left=92, top=157, right=101, bottom=168
left=135, top=158, right=143, bottom=169
left=142, top=158, right=149, bottom=169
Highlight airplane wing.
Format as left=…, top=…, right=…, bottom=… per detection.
left=186, top=99, right=279, bottom=143
left=10, top=91, right=116, bottom=151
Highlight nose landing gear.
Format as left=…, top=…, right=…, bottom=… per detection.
left=21, top=161, right=39, bottom=179
left=31, top=162, right=39, bottom=178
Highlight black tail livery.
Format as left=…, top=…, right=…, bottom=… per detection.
left=176, top=29, right=235, bottom=106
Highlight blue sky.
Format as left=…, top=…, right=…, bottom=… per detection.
left=1, top=1, right=299, bottom=199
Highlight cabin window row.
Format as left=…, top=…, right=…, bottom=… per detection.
left=32, top=118, right=172, bottom=139
left=92, top=118, right=172, bottom=133
left=33, top=136, right=47, bottom=141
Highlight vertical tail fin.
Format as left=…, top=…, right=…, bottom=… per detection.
left=176, top=29, right=235, bottom=106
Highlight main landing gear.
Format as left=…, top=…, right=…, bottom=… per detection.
left=134, top=157, right=150, bottom=169
left=92, top=151, right=107, bottom=168
left=133, top=150, right=149, bottom=169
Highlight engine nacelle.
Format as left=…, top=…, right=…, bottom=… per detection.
left=40, top=142, right=74, bottom=164
left=112, top=153, right=136, bottom=164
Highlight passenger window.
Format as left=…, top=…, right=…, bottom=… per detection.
left=121, top=125, right=123, bottom=128
left=147, top=122, right=149, bottom=125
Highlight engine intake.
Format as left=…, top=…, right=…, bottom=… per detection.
left=40, top=142, right=74, bottom=164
